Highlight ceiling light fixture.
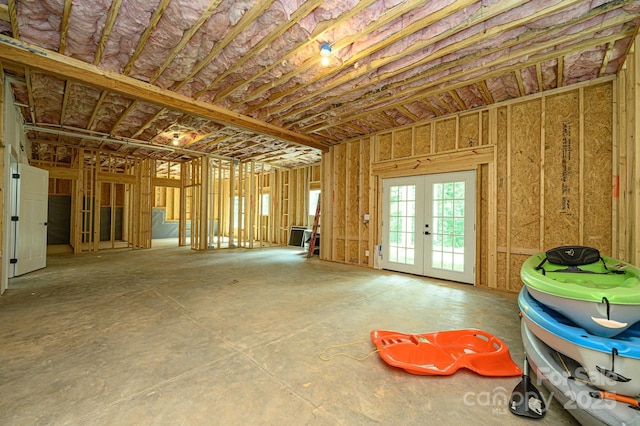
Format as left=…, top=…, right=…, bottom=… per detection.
left=320, top=43, right=332, bottom=67
left=172, top=133, right=180, bottom=146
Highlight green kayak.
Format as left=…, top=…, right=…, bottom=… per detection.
left=520, top=246, right=640, bottom=338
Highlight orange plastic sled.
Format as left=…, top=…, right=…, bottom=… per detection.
left=370, top=329, right=522, bottom=377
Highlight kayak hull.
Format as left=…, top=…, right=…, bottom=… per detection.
left=527, top=286, right=640, bottom=338
left=521, top=252, right=640, bottom=338
left=519, top=287, right=640, bottom=397
left=522, top=320, right=639, bottom=426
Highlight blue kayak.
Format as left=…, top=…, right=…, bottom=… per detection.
left=518, top=287, right=640, bottom=397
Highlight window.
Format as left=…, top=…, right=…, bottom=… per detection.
left=261, top=193, right=269, bottom=216
left=309, top=190, right=321, bottom=216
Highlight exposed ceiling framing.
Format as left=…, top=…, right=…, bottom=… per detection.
left=0, top=0, right=638, bottom=168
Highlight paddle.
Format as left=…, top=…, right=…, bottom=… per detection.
left=590, top=391, right=640, bottom=410
left=509, top=353, right=547, bottom=419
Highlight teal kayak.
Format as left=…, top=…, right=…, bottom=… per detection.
left=519, top=287, right=640, bottom=397
left=521, top=246, right=640, bottom=338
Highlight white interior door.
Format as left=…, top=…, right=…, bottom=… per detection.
left=382, top=171, right=476, bottom=284
left=11, top=163, right=49, bottom=277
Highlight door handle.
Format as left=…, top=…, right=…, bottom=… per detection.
left=424, top=231, right=431, bottom=235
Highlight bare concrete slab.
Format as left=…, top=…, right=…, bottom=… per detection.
left=0, top=245, right=578, bottom=425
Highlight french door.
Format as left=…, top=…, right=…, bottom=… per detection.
left=381, top=170, right=476, bottom=284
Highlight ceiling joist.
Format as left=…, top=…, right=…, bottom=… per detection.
left=0, top=36, right=328, bottom=152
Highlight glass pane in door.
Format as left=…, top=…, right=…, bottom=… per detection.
left=388, top=184, right=416, bottom=265
left=431, top=181, right=466, bottom=272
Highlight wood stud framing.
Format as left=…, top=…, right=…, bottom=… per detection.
left=322, top=77, right=627, bottom=292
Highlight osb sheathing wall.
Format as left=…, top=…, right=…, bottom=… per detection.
left=617, top=41, right=640, bottom=267
left=322, top=79, right=623, bottom=293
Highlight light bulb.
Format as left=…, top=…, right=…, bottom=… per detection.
left=321, top=56, right=330, bottom=67
left=320, top=44, right=331, bottom=56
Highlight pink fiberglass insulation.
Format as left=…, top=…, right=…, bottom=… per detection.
left=455, top=85, right=487, bottom=110
left=128, top=0, right=213, bottom=83
left=113, top=103, right=164, bottom=138
left=92, top=95, right=135, bottom=134
left=98, top=0, right=164, bottom=72
left=62, top=84, right=104, bottom=128
left=486, top=74, right=521, bottom=103
left=31, top=74, right=64, bottom=124
left=16, top=0, right=62, bottom=51
left=402, top=101, right=437, bottom=122
left=520, top=66, right=540, bottom=95
left=65, top=0, right=113, bottom=63
left=540, top=60, right=558, bottom=91
left=168, top=0, right=290, bottom=96
left=562, top=47, right=606, bottom=86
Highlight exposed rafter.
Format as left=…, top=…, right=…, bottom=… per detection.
left=0, top=36, right=328, bottom=152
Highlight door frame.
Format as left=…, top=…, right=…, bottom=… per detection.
left=381, top=170, right=477, bottom=284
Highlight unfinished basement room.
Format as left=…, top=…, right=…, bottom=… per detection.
left=1, top=1, right=640, bottom=425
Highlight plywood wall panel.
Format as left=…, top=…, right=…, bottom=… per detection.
left=497, top=254, right=507, bottom=290
left=584, top=84, right=613, bottom=254
left=323, top=80, right=617, bottom=293
left=510, top=100, right=541, bottom=250
left=336, top=238, right=346, bottom=262
left=460, top=113, right=480, bottom=148
left=415, top=123, right=431, bottom=155
left=544, top=91, right=581, bottom=248
left=435, top=118, right=456, bottom=152
left=394, top=128, right=413, bottom=158
left=377, top=133, right=392, bottom=161
left=347, top=242, right=359, bottom=265
left=510, top=254, right=529, bottom=291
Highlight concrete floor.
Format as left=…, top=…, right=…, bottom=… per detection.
left=0, top=244, right=578, bottom=425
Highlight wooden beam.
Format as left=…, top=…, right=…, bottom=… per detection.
left=599, top=42, right=614, bottom=77
left=34, top=164, right=80, bottom=180
left=59, top=0, right=72, bottom=54
left=557, top=56, right=564, bottom=87
left=149, top=0, right=224, bottom=85
left=514, top=70, right=525, bottom=96
left=478, top=81, right=494, bottom=104
left=6, top=0, right=18, bottom=39
left=295, top=0, right=629, bottom=131
left=0, top=36, right=328, bottom=152
left=227, top=0, right=379, bottom=109
left=535, top=62, right=543, bottom=92
left=174, top=0, right=276, bottom=93
left=0, top=4, right=10, bottom=22
left=371, top=145, right=495, bottom=178
left=94, top=0, right=123, bottom=66
left=449, top=90, right=466, bottom=110
left=395, top=105, right=420, bottom=122
left=256, top=0, right=479, bottom=116
left=122, top=0, right=171, bottom=75
left=305, top=25, right=634, bottom=134
left=201, top=0, right=323, bottom=101
left=131, top=107, right=166, bottom=138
